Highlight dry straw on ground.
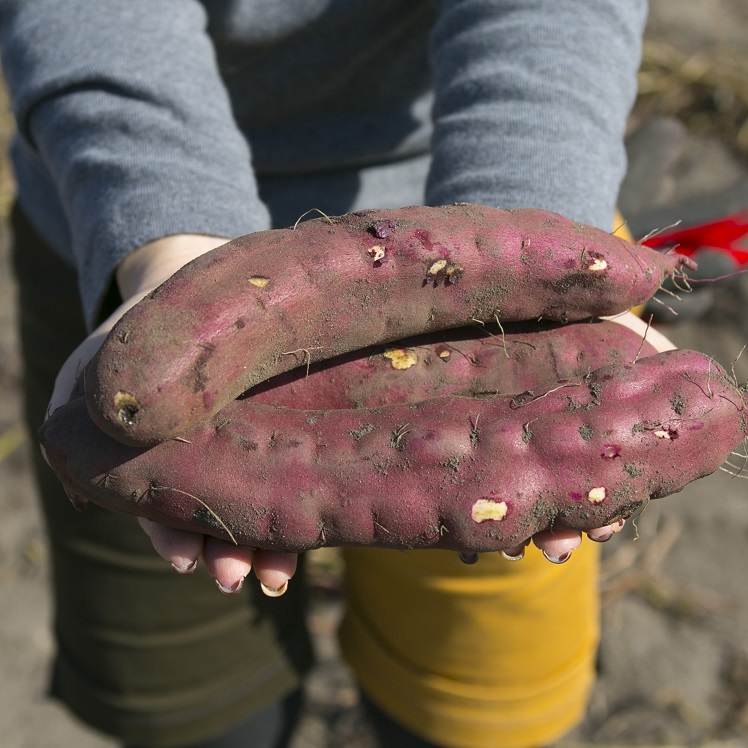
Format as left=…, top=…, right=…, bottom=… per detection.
left=636, top=40, right=748, bottom=155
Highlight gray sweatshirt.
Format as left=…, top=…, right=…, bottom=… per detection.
left=0, top=0, right=647, bottom=329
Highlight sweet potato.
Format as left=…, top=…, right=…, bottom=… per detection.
left=41, top=349, right=746, bottom=553
left=247, top=319, right=658, bottom=409
left=85, top=204, right=695, bottom=445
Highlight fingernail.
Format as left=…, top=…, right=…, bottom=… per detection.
left=216, top=577, right=245, bottom=595
left=542, top=550, right=572, bottom=565
left=590, top=532, right=613, bottom=543
left=458, top=552, right=479, bottom=565
left=260, top=580, right=289, bottom=598
left=500, top=547, right=525, bottom=562
left=171, top=559, right=198, bottom=574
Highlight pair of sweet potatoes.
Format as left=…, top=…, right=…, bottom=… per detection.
left=40, top=205, right=745, bottom=553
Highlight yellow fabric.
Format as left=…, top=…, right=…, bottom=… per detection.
left=340, top=543, right=600, bottom=748
left=614, top=210, right=646, bottom=317
left=613, top=209, right=632, bottom=243
left=338, top=212, right=634, bottom=747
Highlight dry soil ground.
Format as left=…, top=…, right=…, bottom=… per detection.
left=2, top=2, right=748, bottom=747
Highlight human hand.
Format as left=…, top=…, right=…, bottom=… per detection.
left=46, top=234, right=296, bottom=596
left=46, top=233, right=677, bottom=581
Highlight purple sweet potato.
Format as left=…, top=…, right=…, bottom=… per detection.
left=85, top=204, right=695, bottom=445
left=41, top=349, right=746, bottom=553
left=248, top=320, right=658, bottom=409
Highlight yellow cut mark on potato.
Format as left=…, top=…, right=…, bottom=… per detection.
left=587, top=258, right=608, bottom=271
left=653, top=429, right=672, bottom=440
left=587, top=487, right=606, bottom=503
left=471, top=498, right=508, bottom=523
left=428, top=259, right=448, bottom=275
left=383, top=348, right=419, bottom=370
left=368, top=245, right=386, bottom=262
left=248, top=276, right=270, bottom=288
left=113, top=391, right=141, bottom=426
left=438, top=350, right=451, bottom=359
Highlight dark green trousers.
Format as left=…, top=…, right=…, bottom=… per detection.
left=10, top=205, right=314, bottom=748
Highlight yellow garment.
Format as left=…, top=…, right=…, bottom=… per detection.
left=338, top=216, right=634, bottom=748
left=614, top=210, right=646, bottom=317
left=613, top=209, right=632, bottom=243
left=340, top=545, right=599, bottom=748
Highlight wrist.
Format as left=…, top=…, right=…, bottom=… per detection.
left=116, top=234, right=230, bottom=300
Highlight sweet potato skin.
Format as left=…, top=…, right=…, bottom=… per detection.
left=248, top=319, right=657, bottom=409
left=86, top=204, right=694, bottom=445
left=42, top=350, right=746, bottom=553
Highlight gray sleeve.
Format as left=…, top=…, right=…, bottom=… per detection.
left=0, top=0, right=270, bottom=328
left=427, top=0, right=648, bottom=230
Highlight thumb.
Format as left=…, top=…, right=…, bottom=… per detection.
left=46, top=233, right=230, bottom=418
left=46, top=290, right=152, bottom=418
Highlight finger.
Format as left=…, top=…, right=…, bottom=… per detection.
left=532, top=528, right=582, bottom=564
left=499, top=540, right=531, bottom=562
left=587, top=518, right=626, bottom=543
left=137, top=517, right=204, bottom=573
left=203, top=537, right=254, bottom=595
left=252, top=551, right=298, bottom=597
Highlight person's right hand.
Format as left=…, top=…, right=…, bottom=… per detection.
left=46, top=233, right=296, bottom=597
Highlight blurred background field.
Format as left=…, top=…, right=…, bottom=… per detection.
left=1, top=2, right=748, bottom=746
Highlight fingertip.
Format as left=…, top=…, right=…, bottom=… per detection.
left=138, top=517, right=205, bottom=569
left=171, top=558, right=198, bottom=575
left=588, top=518, right=627, bottom=543
left=542, top=549, right=573, bottom=564
left=252, top=550, right=297, bottom=596
left=216, top=576, right=246, bottom=595
left=499, top=546, right=525, bottom=562
left=203, top=537, right=253, bottom=593
left=533, top=528, right=582, bottom=563
left=252, top=550, right=297, bottom=576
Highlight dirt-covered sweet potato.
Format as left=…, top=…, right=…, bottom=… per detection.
left=85, top=204, right=695, bottom=445
left=41, top=350, right=746, bottom=553
left=247, top=319, right=658, bottom=409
